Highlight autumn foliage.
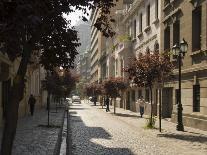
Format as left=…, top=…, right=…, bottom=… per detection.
left=85, top=83, right=103, bottom=97
left=124, top=52, right=174, bottom=87
left=124, top=51, right=174, bottom=121
left=103, top=77, right=128, bottom=98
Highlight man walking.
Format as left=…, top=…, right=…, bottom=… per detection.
left=28, top=94, right=36, bottom=116
left=137, top=96, right=145, bottom=118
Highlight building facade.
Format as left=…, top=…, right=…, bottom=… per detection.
left=160, top=0, right=207, bottom=130
left=88, top=0, right=207, bottom=130
left=0, top=52, right=47, bottom=127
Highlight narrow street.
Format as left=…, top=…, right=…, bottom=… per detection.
left=69, top=101, right=207, bottom=155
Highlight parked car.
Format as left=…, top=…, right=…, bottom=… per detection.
left=72, top=95, right=81, bottom=103
left=89, top=96, right=93, bottom=101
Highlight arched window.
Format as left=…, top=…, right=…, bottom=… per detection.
left=146, top=47, right=150, bottom=54
left=154, top=41, right=159, bottom=53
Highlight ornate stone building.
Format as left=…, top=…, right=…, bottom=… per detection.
left=160, top=0, right=207, bottom=130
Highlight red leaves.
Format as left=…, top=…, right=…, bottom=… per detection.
left=85, top=83, right=103, bottom=96
left=42, top=69, right=79, bottom=97
left=103, top=77, right=128, bottom=98
left=124, top=52, right=174, bottom=87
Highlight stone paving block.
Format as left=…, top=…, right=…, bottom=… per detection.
left=0, top=107, right=65, bottom=155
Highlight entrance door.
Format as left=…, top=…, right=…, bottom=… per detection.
left=2, top=79, right=11, bottom=119
left=162, top=88, right=173, bottom=118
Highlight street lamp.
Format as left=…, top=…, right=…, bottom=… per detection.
left=172, top=38, right=188, bottom=131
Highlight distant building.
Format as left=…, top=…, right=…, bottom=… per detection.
left=74, top=21, right=91, bottom=71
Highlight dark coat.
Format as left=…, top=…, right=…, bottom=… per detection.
left=28, top=96, right=36, bottom=105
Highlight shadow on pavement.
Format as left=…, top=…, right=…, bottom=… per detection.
left=114, top=113, right=140, bottom=118
left=157, top=133, right=207, bottom=144
left=69, top=108, right=88, bottom=110
left=69, top=111, right=135, bottom=155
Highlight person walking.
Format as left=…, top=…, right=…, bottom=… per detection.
left=105, top=96, right=110, bottom=112
left=138, top=96, right=145, bottom=118
left=28, top=94, right=36, bottom=116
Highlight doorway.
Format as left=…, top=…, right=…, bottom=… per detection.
left=162, top=88, right=173, bottom=118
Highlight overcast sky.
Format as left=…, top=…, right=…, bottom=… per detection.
left=63, top=8, right=90, bottom=26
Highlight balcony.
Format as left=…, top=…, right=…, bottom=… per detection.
left=115, top=41, right=132, bottom=54
left=99, top=49, right=107, bottom=62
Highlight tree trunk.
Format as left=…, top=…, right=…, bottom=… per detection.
left=150, top=86, right=153, bottom=122
left=47, top=93, right=51, bottom=126
left=1, top=44, right=32, bottom=155
left=114, top=98, right=116, bottom=114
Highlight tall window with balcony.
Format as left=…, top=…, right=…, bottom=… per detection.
left=133, top=20, right=136, bottom=39
left=164, top=26, right=170, bottom=51
left=115, top=59, right=118, bottom=76
left=173, top=20, right=180, bottom=45
left=193, top=85, right=200, bottom=112
left=192, top=6, right=201, bottom=52
left=120, top=59, right=124, bottom=77
left=139, top=13, right=143, bottom=33
left=155, top=0, right=159, bottom=19
left=146, top=4, right=150, bottom=26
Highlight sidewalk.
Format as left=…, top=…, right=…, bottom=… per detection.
left=0, top=106, right=65, bottom=155
left=87, top=101, right=207, bottom=153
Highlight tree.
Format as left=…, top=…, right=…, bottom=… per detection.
left=42, top=69, right=78, bottom=126
left=124, top=52, right=174, bottom=126
left=103, top=77, right=128, bottom=114
left=85, top=83, right=103, bottom=105
left=0, top=0, right=116, bottom=154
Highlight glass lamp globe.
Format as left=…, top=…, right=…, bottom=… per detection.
left=180, top=38, right=188, bottom=53
left=172, top=44, right=180, bottom=56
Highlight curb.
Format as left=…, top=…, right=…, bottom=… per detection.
left=53, top=108, right=66, bottom=155
left=66, top=107, right=73, bottom=155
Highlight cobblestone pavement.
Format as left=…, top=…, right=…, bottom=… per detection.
left=69, top=101, right=207, bottom=155
left=0, top=107, right=65, bottom=155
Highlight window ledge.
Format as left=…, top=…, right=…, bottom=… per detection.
left=190, top=49, right=207, bottom=56
left=132, top=38, right=136, bottom=43
left=137, top=32, right=143, bottom=39
left=153, top=18, right=159, bottom=25
left=144, top=26, right=151, bottom=33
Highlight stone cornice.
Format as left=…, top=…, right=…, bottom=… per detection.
left=122, top=0, right=144, bottom=23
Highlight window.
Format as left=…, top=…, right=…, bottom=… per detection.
left=133, top=20, right=136, bottom=39
left=146, top=47, right=150, bottom=53
left=155, top=0, right=159, bottom=19
left=146, top=4, right=150, bottom=26
left=164, top=26, right=170, bottom=51
left=173, top=20, right=180, bottom=45
left=193, top=85, right=200, bottom=112
left=139, top=13, right=143, bottom=33
left=120, top=59, right=124, bottom=77
left=145, top=89, right=150, bottom=102
left=154, top=41, right=159, bottom=52
left=115, top=59, right=118, bottom=75
left=192, top=6, right=201, bottom=51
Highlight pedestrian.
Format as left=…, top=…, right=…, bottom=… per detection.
left=105, top=96, right=110, bottom=112
left=28, top=94, right=36, bottom=116
left=93, top=96, right=97, bottom=106
left=137, top=96, right=145, bottom=118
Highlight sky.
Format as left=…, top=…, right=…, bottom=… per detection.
left=63, top=8, right=90, bottom=26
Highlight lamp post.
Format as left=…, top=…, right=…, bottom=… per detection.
left=172, top=38, right=188, bottom=131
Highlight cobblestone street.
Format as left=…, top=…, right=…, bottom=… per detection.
left=69, top=101, right=207, bottom=155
